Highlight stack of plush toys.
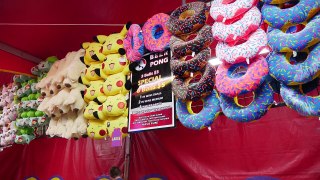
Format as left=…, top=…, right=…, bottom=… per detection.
left=210, top=0, right=274, bottom=122
left=261, top=0, right=320, bottom=117
left=0, top=84, right=18, bottom=147
left=14, top=57, right=57, bottom=144
left=79, top=24, right=133, bottom=141
left=166, top=2, right=220, bottom=130
left=37, top=50, right=88, bottom=139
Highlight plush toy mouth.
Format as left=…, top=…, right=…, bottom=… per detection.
left=32, top=120, right=37, bottom=124
left=109, top=63, right=115, bottom=70
left=89, top=50, right=94, bottom=56
left=107, top=85, right=112, bottom=91
left=18, top=137, right=22, bottom=142
left=107, top=105, right=113, bottom=112
left=107, top=44, right=112, bottom=50
left=90, top=132, right=95, bottom=137
left=90, top=90, right=95, bottom=96
left=90, top=70, right=96, bottom=76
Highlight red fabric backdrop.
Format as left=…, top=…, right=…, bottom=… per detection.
left=0, top=137, right=125, bottom=180
left=129, top=106, right=320, bottom=180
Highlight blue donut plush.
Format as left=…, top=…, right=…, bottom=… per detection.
left=176, top=90, right=220, bottom=130
left=280, top=83, right=320, bottom=117
left=267, top=43, right=320, bottom=85
left=261, top=0, right=290, bottom=4
left=220, top=82, right=274, bottom=122
left=262, top=0, right=320, bottom=29
left=267, top=14, right=320, bottom=53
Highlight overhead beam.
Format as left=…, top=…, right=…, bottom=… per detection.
left=0, top=42, right=43, bottom=63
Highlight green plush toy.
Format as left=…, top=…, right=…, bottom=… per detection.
left=27, top=110, right=36, bottom=118
left=20, top=112, right=28, bottom=118
left=35, top=111, right=44, bottom=117
left=21, top=97, right=29, bottom=102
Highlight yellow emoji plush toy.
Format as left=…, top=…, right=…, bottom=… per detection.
left=95, top=53, right=129, bottom=78
left=78, top=63, right=104, bottom=85
left=80, top=42, right=103, bottom=65
left=102, top=72, right=132, bottom=96
left=93, top=23, right=131, bottom=56
left=84, top=101, right=106, bottom=121
left=106, top=115, right=128, bottom=138
left=86, top=119, right=108, bottom=140
left=93, top=94, right=128, bottom=117
left=81, top=80, right=106, bottom=103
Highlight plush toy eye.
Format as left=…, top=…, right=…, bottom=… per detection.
left=107, top=122, right=110, bottom=127
left=116, top=39, right=123, bottom=45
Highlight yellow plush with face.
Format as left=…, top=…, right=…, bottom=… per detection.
left=106, top=115, right=128, bottom=138
left=102, top=72, right=131, bottom=96
left=84, top=101, right=106, bottom=121
left=102, top=94, right=128, bottom=116
left=82, top=81, right=106, bottom=103
left=95, top=54, right=130, bottom=79
left=87, top=119, right=108, bottom=139
left=80, top=42, right=103, bottom=65
left=93, top=23, right=131, bottom=56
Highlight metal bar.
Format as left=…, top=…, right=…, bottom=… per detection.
left=0, top=42, right=43, bottom=63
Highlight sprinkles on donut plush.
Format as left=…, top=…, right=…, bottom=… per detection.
left=176, top=90, right=220, bottom=130
left=167, top=1, right=209, bottom=36
left=170, top=25, right=214, bottom=58
left=267, top=43, right=320, bottom=85
left=216, top=56, right=269, bottom=97
left=170, top=48, right=211, bottom=77
left=210, top=0, right=258, bottom=23
left=220, top=81, right=274, bottom=122
left=124, top=24, right=145, bottom=62
left=211, top=6, right=261, bottom=44
left=280, top=83, right=320, bottom=117
left=142, top=13, right=172, bottom=52
left=262, top=0, right=320, bottom=29
left=267, top=14, right=320, bottom=53
left=172, top=64, right=215, bottom=101
left=216, top=28, right=268, bottom=64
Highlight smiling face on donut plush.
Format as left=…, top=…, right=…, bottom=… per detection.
left=101, top=94, right=127, bottom=116
left=103, top=73, right=130, bottom=96
left=81, top=42, right=103, bottom=65
left=93, top=23, right=131, bottom=55
left=82, top=81, right=105, bottom=103
left=86, top=119, right=107, bottom=139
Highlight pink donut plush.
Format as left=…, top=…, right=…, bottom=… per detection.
left=216, top=28, right=267, bottom=64
left=211, top=6, right=261, bottom=44
left=216, top=56, right=269, bottom=97
left=142, top=13, right=172, bottom=52
left=124, top=24, right=145, bottom=62
left=210, top=0, right=258, bottom=23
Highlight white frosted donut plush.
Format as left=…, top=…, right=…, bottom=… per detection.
left=212, top=6, right=261, bottom=43
left=210, top=0, right=258, bottom=23
left=216, top=28, right=267, bottom=64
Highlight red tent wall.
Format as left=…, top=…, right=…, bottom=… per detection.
left=129, top=106, right=320, bottom=180
left=0, top=137, right=125, bottom=180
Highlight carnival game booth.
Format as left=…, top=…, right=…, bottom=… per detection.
left=0, top=0, right=320, bottom=179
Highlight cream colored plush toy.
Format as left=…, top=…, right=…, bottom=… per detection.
left=63, top=84, right=86, bottom=112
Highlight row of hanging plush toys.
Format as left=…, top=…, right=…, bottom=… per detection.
left=79, top=23, right=134, bottom=140
left=36, top=50, right=88, bottom=139
left=210, top=0, right=275, bottom=122
left=261, top=0, right=320, bottom=117
left=13, top=58, right=57, bottom=144
left=166, top=2, right=220, bottom=130
left=0, top=83, right=18, bottom=147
